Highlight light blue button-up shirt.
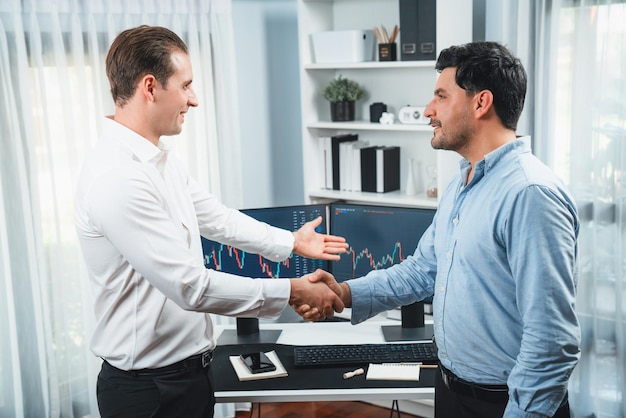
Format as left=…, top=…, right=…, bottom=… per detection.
left=349, top=138, right=581, bottom=417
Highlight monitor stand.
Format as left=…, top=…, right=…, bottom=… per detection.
left=216, top=318, right=282, bottom=345
left=381, top=301, right=433, bottom=342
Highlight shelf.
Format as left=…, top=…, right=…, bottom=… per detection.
left=304, top=61, right=436, bottom=70
left=308, top=189, right=438, bottom=209
left=307, top=121, right=433, bottom=132
left=298, top=0, right=470, bottom=209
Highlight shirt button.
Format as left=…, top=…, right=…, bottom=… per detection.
left=453, top=218, right=459, bottom=225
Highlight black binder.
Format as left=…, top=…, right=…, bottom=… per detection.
left=360, top=146, right=400, bottom=193
left=330, top=134, right=358, bottom=190
left=399, top=0, right=437, bottom=61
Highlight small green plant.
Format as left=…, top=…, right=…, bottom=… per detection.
left=322, top=75, right=364, bottom=103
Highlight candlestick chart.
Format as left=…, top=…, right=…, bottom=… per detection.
left=329, top=203, right=435, bottom=281
left=201, top=204, right=328, bottom=278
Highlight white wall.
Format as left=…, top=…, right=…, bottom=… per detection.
left=232, top=0, right=304, bottom=210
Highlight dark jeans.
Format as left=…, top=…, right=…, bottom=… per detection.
left=435, top=367, right=571, bottom=418
left=97, top=360, right=215, bottom=418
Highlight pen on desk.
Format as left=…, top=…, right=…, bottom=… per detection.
left=343, top=367, right=365, bottom=379
left=419, top=364, right=439, bottom=369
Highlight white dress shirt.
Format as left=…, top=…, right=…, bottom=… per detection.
left=75, top=117, right=293, bottom=370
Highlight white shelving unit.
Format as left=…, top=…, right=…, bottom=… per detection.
left=297, top=0, right=473, bottom=209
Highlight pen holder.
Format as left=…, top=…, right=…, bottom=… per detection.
left=378, top=43, right=397, bottom=61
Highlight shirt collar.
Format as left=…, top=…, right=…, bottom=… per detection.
left=102, top=116, right=171, bottom=165
left=459, top=136, right=531, bottom=174
left=483, top=136, right=531, bottom=171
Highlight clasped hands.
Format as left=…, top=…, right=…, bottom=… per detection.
left=289, top=269, right=347, bottom=321
left=289, top=216, right=349, bottom=321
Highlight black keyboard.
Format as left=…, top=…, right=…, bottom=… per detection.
left=293, top=342, right=438, bottom=367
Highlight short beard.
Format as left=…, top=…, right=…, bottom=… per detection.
left=431, top=131, right=471, bottom=153
left=430, top=114, right=472, bottom=154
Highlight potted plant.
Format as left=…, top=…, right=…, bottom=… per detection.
left=322, top=75, right=365, bottom=121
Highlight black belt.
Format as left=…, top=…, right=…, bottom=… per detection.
left=111, top=350, right=213, bottom=377
left=439, top=364, right=509, bottom=403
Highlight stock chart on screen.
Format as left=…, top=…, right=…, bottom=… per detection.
left=201, top=204, right=328, bottom=278
left=329, top=203, right=435, bottom=282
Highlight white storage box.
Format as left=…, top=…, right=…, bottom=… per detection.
left=311, top=30, right=375, bottom=64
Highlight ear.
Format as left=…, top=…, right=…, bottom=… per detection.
left=140, top=74, right=158, bottom=102
left=473, top=90, right=493, bottom=119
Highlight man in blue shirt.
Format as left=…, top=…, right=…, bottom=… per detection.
left=302, top=41, right=580, bottom=418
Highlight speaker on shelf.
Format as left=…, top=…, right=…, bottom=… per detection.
left=399, top=0, right=436, bottom=61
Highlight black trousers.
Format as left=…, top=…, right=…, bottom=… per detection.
left=97, top=360, right=215, bottom=418
left=434, top=367, right=571, bottom=418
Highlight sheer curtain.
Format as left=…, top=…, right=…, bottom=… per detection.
left=487, top=1, right=625, bottom=417
left=0, top=0, right=242, bottom=417
left=534, top=2, right=625, bottom=417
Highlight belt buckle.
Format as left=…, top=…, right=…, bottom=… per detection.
left=201, top=351, right=212, bottom=368
left=441, top=367, right=454, bottom=390
left=441, top=368, right=449, bottom=388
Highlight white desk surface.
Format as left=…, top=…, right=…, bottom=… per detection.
left=213, top=315, right=436, bottom=403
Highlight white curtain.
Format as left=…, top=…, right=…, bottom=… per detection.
left=490, top=1, right=625, bottom=417
left=534, top=2, right=625, bottom=417
left=0, top=0, right=242, bottom=417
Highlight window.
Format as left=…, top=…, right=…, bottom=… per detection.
left=545, top=2, right=626, bottom=416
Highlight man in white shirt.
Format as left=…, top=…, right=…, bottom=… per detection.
left=74, top=25, right=347, bottom=418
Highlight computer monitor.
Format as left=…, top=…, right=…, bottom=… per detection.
left=201, top=204, right=328, bottom=344
left=329, top=202, right=436, bottom=341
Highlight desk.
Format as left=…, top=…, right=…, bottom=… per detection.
left=212, top=321, right=436, bottom=404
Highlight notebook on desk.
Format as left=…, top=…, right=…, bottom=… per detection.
left=366, top=363, right=421, bottom=381
left=229, top=350, right=288, bottom=381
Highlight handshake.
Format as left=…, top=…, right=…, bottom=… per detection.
left=288, top=270, right=349, bottom=322
left=287, top=217, right=350, bottom=321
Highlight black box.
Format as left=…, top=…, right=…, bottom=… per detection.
left=399, top=0, right=436, bottom=61
left=369, top=102, right=387, bottom=122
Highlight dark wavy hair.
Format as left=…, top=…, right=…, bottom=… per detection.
left=105, top=25, right=188, bottom=107
left=435, top=41, right=527, bottom=131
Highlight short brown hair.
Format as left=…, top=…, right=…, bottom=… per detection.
left=105, top=25, right=188, bottom=106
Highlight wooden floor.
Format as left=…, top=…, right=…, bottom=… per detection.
left=234, top=401, right=424, bottom=417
